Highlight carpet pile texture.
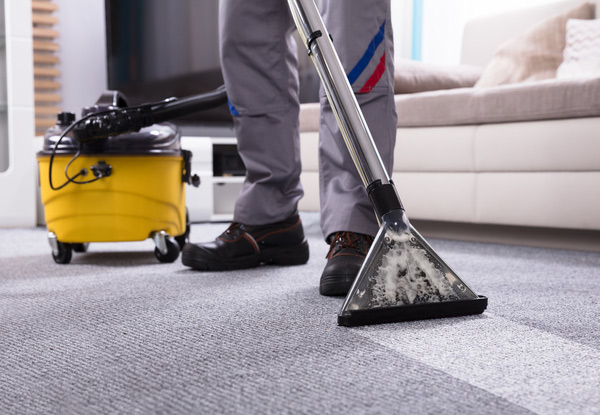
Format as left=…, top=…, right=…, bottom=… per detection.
left=1, top=213, right=598, bottom=414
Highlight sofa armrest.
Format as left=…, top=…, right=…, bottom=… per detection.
left=394, top=59, right=482, bottom=94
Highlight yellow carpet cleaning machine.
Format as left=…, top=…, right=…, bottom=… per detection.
left=37, top=88, right=227, bottom=264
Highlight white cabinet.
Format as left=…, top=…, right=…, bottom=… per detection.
left=0, top=0, right=36, bottom=227
left=182, top=136, right=244, bottom=223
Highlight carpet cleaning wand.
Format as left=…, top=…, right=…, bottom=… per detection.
left=287, top=0, right=487, bottom=326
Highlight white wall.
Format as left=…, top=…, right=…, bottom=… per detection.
left=391, top=0, right=414, bottom=61
left=55, top=0, right=107, bottom=115
left=0, top=0, right=36, bottom=226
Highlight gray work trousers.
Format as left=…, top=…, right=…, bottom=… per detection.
left=219, top=0, right=397, bottom=240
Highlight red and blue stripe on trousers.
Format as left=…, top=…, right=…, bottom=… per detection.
left=229, top=20, right=386, bottom=116
left=347, top=20, right=387, bottom=93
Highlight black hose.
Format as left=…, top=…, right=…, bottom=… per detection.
left=71, top=85, right=228, bottom=143
left=150, top=84, right=227, bottom=123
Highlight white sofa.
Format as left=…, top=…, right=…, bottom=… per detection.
left=298, top=0, right=600, bottom=251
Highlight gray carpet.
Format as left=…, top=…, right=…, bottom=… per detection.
left=1, top=212, right=599, bottom=415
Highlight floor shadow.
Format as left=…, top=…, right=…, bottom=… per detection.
left=69, top=251, right=160, bottom=267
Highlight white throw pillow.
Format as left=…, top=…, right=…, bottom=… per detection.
left=475, top=2, right=595, bottom=88
left=557, top=19, right=600, bottom=79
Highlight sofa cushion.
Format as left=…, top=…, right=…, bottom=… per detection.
left=392, top=117, right=600, bottom=174
left=557, top=18, right=600, bottom=79
left=394, top=59, right=482, bottom=94
left=394, top=77, right=600, bottom=127
left=476, top=172, right=600, bottom=230
left=475, top=2, right=595, bottom=87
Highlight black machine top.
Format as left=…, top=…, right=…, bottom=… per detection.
left=39, top=87, right=227, bottom=155
left=39, top=90, right=182, bottom=155
left=40, top=121, right=182, bottom=155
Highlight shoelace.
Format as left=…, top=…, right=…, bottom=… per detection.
left=224, top=222, right=245, bottom=238
left=328, top=232, right=373, bottom=257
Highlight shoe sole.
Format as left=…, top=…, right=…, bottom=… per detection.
left=182, top=240, right=310, bottom=271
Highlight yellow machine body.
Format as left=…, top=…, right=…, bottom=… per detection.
left=37, top=153, right=186, bottom=243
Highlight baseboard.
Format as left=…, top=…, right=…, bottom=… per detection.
left=410, top=219, right=600, bottom=253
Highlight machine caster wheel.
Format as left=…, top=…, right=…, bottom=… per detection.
left=152, top=231, right=180, bottom=263
left=52, top=241, right=72, bottom=264
left=154, top=238, right=180, bottom=263
left=48, top=232, right=72, bottom=264
left=175, top=210, right=190, bottom=250
left=72, top=243, right=89, bottom=253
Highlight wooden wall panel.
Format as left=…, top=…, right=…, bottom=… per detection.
left=32, top=0, right=60, bottom=133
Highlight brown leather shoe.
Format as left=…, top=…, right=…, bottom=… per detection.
left=319, top=231, right=373, bottom=296
left=181, top=212, right=309, bottom=271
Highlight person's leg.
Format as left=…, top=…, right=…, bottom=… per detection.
left=182, top=0, right=309, bottom=270
left=221, top=0, right=303, bottom=225
left=318, top=0, right=397, bottom=295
